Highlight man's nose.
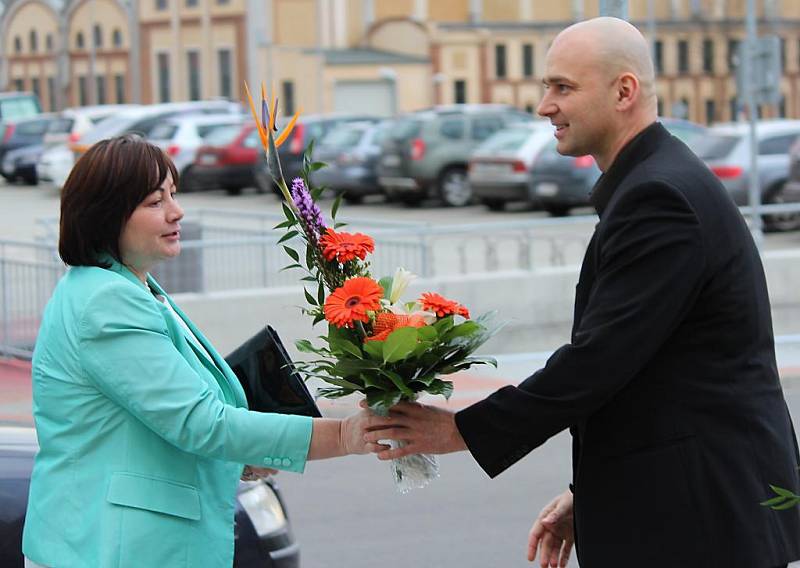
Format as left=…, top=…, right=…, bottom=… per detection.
left=536, top=93, right=554, bottom=117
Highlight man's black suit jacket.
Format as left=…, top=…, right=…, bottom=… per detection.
left=456, top=122, right=800, bottom=567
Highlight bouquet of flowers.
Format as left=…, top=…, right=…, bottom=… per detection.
left=244, top=83, right=502, bottom=492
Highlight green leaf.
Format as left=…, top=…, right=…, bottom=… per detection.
left=363, top=340, right=384, bottom=360
left=331, top=194, right=343, bottom=220
left=417, top=326, right=438, bottom=341
left=378, top=276, right=394, bottom=300
left=761, top=495, right=789, bottom=507
left=332, top=358, right=380, bottom=377
left=303, top=288, right=318, bottom=306
left=295, top=339, right=319, bottom=353
left=322, top=376, right=364, bottom=390
left=770, top=485, right=798, bottom=498
left=279, top=263, right=303, bottom=272
left=313, top=312, right=325, bottom=325
left=380, top=369, right=414, bottom=396
left=426, top=378, right=454, bottom=399
left=311, top=187, right=324, bottom=201
left=362, top=373, right=391, bottom=391
left=305, top=243, right=315, bottom=269
left=334, top=222, right=347, bottom=229
left=283, top=246, right=300, bottom=262
left=366, top=390, right=402, bottom=416
left=442, top=321, right=481, bottom=341
left=332, top=338, right=363, bottom=359
left=317, top=281, right=325, bottom=305
left=316, top=387, right=356, bottom=399
left=273, top=220, right=295, bottom=229
left=281, top=203, right=296, bottom=223
left=301, top=276, right=318, bottom=282
left=434, top=316, right=455, bottom=335
left=382, top=327, right=419, bottom=363
left=771, top=498, right=800, bottom=510
left=277, top=230, right=300, bottom=244
left=309, top=161, right=327, bottom=172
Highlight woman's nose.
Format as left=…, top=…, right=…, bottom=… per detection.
left=168, top=199, right=184, bottom=221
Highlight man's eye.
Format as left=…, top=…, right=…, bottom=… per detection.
left=558, top=84, right=570, bottom=93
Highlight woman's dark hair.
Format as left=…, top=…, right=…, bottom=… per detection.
left=58, top=134, right=179, bottom=267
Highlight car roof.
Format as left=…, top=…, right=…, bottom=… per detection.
left=163, top=113, right=246, bottom=125
left=708, top=119, right=800, bottom=137
left=0, top=91, right=37, bottom=100
left=60, top=104, right=142, bottom=119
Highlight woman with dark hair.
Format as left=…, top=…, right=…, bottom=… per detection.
left=22, top=135, right=388, bottom=568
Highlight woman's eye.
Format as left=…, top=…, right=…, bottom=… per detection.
left=148, top=200, right=162, bottom=207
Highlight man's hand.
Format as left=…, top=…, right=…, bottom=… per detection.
left=527, top=490, right=574, bottom=567
left=362, top=401, right=468, bottom=459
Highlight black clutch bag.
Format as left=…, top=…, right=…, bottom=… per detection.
left=225, top=326, right=321, bottom=417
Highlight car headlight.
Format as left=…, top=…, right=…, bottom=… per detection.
left=237, top=482, right=288, bottom=537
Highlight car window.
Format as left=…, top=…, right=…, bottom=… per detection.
left=758, top=134, right=800, bottom=156
left=471, top=117, right=502, bottom=141
left=692, top=134, right=740, bottom=160
left=15, top=118, right=50, bottom=135
left=197, top=123, right=239, bottom=138
left=148, top=123, right=179, bottom=140
left=205, top=124, right=244, bottom=146
left=242, top=129, right=260, bottom=148
left=89, top=114, right=113, bottom=125
left=440, top=119, right=465, bottom=140
left=479, top=127, right=536, bottom=152
left=0, top=96, right=40, bottom=121
left=388, top=118, right=422, bottom=141
left=320, top=127, right=365, bottom=148
left=128, top=117, right=164, bottom=137
left=46, top=117, right=75, bottom=134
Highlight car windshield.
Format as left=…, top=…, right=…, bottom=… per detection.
left=0, top=96, right=40, bottom=121
left=15, top=118, right=51, bottom=135
left=148, top=123, right=179, bottom=140
left=691, top=133, right=740, bottom=160
left=479, top=127, right=537, bottom=152
left=204, top=124, right=243, bottom=146
left=320, top=127, right=365, bottom=149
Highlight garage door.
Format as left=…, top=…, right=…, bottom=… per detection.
left=333, top=80, right=395, bottom=117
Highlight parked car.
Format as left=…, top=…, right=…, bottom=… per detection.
left=524, top=118, right=708, bottom=216
left=694, top=119, right=800, bottom=231
left=260, top=113, right=380, bottom=188
left=0, top=114, right=54, bottom=182
left=192, top=123, right=268, bottom=195
left=0, top=92, right=41, bottom=141
left=0, top=424, right=300, bottom=567
left=42, top=104, right=141, bottom=146
left=782, top=137, right=800, bottom=231
left=35, top=143, right=73, bottom=189
left=377, top=104, right=534, bottom=206
left=310, top=120, right=389, bottom=203
left=1, top=143, right=44, bottom=184
left=148, top=114, right=247, bottom=191
left=468, top=121, right=555, bottom=211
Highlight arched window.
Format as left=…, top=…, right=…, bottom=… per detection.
left=76, top=32, right=84, bottom=49
left=46, top=34, right=53, bottom=52
left=112, top=28, right=122, bottom=48
left=29, top=30, right=38, bottom=53
left=93, top=25, right=102, bottom=48
left=14, top=36, right=22, bottom=54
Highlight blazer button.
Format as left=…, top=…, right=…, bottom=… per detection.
left=263, top=457, right=273, bottom=466
left=281, top=458, right=292, bottom=467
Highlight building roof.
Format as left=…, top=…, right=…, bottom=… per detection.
left=309, top=48, right=429, bottom=66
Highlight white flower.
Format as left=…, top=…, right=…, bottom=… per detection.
left=389, top=267, right=416, bottom=305
left=388, top=302, right=437, bottom=324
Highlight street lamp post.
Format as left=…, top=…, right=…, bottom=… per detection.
left=743, top=0, right=763, bottom=248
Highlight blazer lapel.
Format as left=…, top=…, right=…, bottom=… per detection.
left=147, top=277, right=249, bottom=409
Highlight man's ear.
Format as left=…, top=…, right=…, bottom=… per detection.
left=615, top=73, right=639, bottom=111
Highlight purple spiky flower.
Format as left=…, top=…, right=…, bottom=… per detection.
left=291, top=177, right=326, bottom=241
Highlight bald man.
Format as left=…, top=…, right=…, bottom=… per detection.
left=366, top=17, right=800, bottom=568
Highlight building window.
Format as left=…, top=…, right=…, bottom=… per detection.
left=76, top=32, right=84, bottom=50
left=657, top=97, right=663, bottom=116
left=14, top=78, right=24, bottom=92
left=702, top=39, right=714, bottom=73
left=96, top=76, right=106, bottom=104
left=46, top=34, right=53, bottom=52
left=454, top=79, right=466, bottom=103
left=29, top=30, right=38, bottom=53
left=680, top=97, right=690, bottom=120
left=678, top=40, right=689, bottom=74
left=495, top=44, right=507, bottom=79
left=654, top=40, right=663, bottom=74
left=218, top=49, right=232, bottom=99
left=778, top=96, right=786, bottom=118
left=705, top=99, right=715, bottom=125
left=186, top=0, right=197, bottom=6
left=216, top=0, right=230, bottom=5
left=93, top=25, right=102, bottom=48
left=522, top=43, right=534, bottom=78
left=157, top=53, right=170, bottom=102
left=156, top=0, right=167, bottom=9
left=780, top=37, right=786, bottom=72
left=31, top=77, right=41, bottom=100
left=113, top=29, right=122, bottom=48
left=727, top=38, right=740, bottom=71
left=282, top=80, right=295, bottom=115
left=78, top=76, right=87, bottom=106
left=187, top=51, right=201, bottom=101
left=115, top=74, right=125, bottom=103
left=47, top=76, right=56, bottom=111
left=14, top=36, right=22, bottom=54
left=729, top=97, right=738, bottom=121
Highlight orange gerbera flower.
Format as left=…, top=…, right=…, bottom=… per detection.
left=323, top=277, right=383, bottom=328
left=319, top=228, right=375, bottom=264
left=365, top=311, right=427, bottom=342
left=419, top=292, right=470, bottom=319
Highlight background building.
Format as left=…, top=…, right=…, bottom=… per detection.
left=1, top=0, right=799, bottom=122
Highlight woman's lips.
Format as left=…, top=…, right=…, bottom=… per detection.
left=162, top=230, right=180, bottom=240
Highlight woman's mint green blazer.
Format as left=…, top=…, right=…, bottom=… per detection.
left=22, top=259, right=313, bottom=567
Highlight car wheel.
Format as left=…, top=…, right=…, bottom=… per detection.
left=400, top=194, right=424, bottom=206
left=23, top=175, right=37, bottom=185
left=438, top=167, right=471, bottom=207
left=225, top=186, right=243, bottom=196
left=483, top=198, right=505, bottom=211
left=545, top=205, right=570, bottom=217
left=180, top=166, right=199, bottom=193
left=764, top=181, right=800, bottom=232
left=343, top=194, right=364, bottom=205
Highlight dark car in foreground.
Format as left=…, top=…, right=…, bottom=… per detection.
left=526, top=118, right=707, bottom=216
left=1, top=143, right=44, bottom=184
left=0, top=425, right=300, bottom=567
left=0, top=114, right=54, bottom=180
left=192, top=123, right=270, bottom=195
left=311, top=120, right=388, bottom=203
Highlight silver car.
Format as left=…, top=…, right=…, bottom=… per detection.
left=694, top=120, right=800, bottom=230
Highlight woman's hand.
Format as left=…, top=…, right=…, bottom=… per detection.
left=340, top=408, right=394, bottom=455
left=241, top=465, right=278, bottom=481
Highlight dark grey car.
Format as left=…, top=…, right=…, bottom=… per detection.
left=377, top=105, right=534, bottom=206
left=0, top=115, right=53, bottom=181
left=311, top=121, right=388, bottom=203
